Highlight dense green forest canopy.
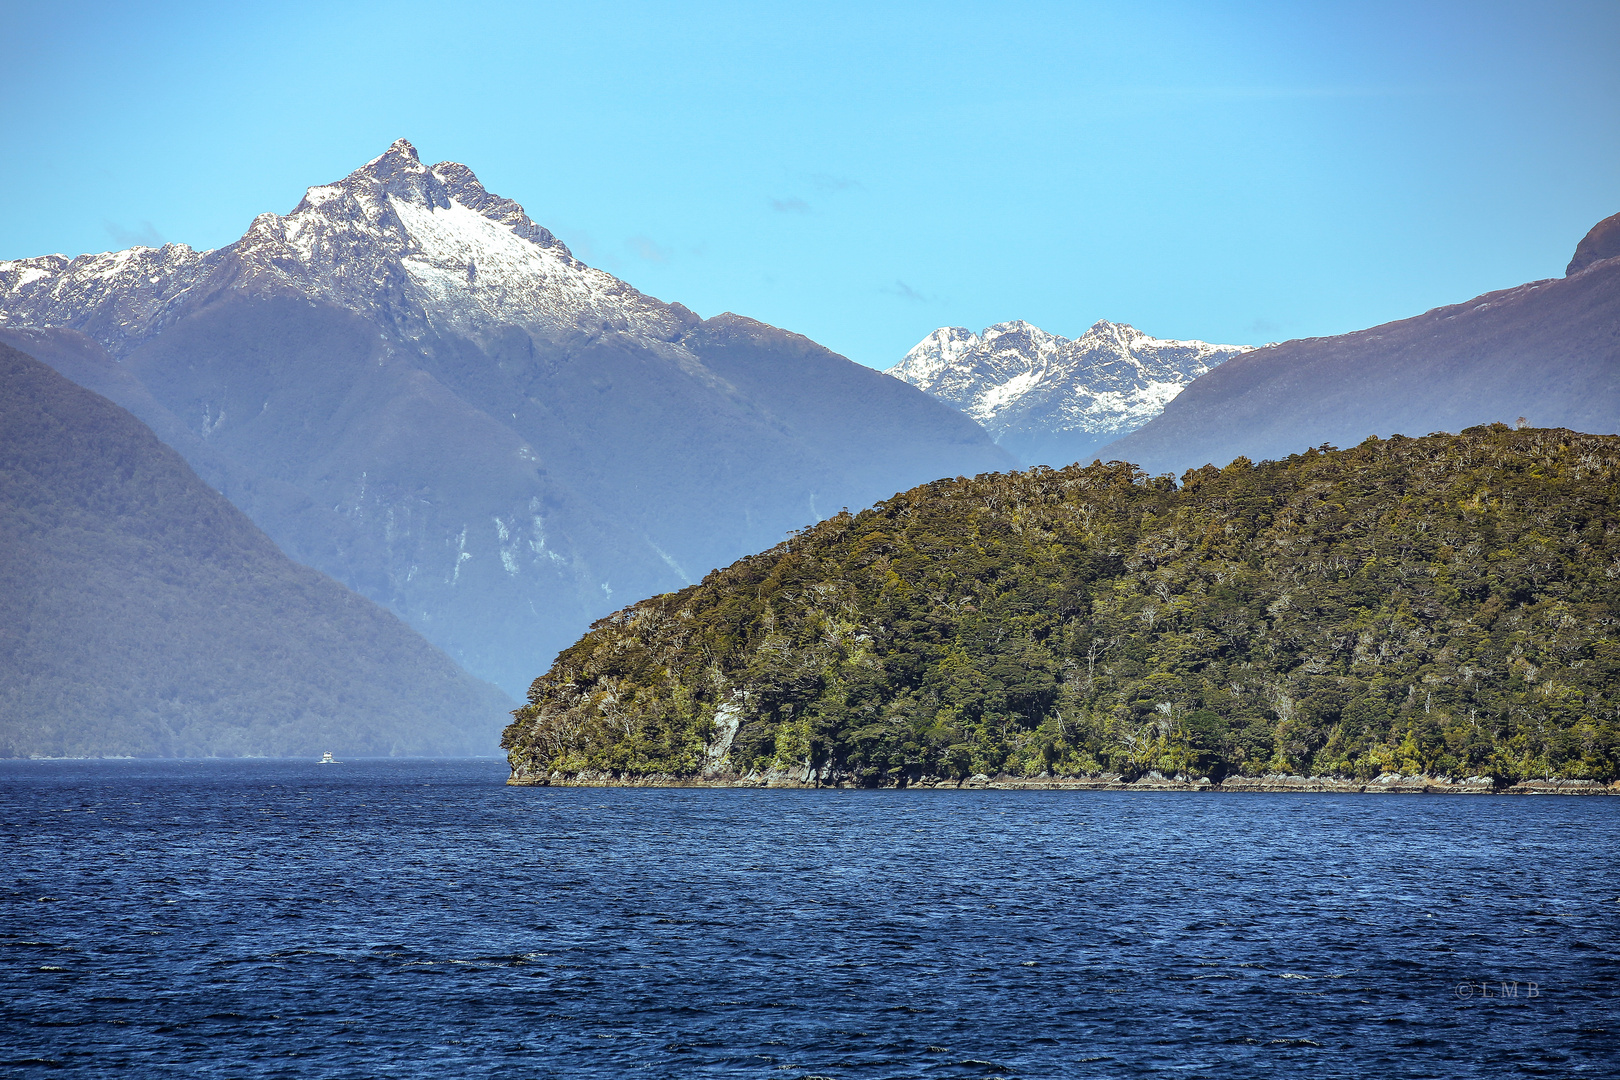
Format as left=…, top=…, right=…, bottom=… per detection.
left=504, top=426, right=1620, bottom=784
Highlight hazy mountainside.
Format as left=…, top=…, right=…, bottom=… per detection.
left=0, top=140, right=1013, bottom=695
left=505, top=426, right=1620, bottom=787
left=887, top=320, right=1249, bottom=467
left=0, top=343, right=511, bottom=758
left=1099, top=215, right=1620, bottom=475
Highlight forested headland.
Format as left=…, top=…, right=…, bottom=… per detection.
left=504, top=426, right=1620, bottom=787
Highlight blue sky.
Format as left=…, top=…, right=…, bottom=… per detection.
left=2, top=0, right=1617, bottom=367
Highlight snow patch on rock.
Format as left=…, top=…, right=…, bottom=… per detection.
left=887, top=319, right=1251, bottom=452
left=0, top=138, right=686, bottom=355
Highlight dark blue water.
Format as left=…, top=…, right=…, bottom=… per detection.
left=2, top=760, right=1616, bottom=1077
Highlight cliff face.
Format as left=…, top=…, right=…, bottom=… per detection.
left=505, top=426, right=1620, bottom=788
left=0, top=341, right=511, bottom=758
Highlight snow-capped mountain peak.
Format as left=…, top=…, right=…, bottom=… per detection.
left=234, top=139, right=685, bottom=344
left=0, top=138, right=688, bottom=356
left=887, top=319, right=1251, bottom=466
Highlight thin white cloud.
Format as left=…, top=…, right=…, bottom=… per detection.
left=811, top=174, right=862, bottom=192
left=103, top=219, right=164, bottom=248
left=1124, top=84, right=1424, bottom=102
left=554, top=228, right=620, bottom=270
left=882, top=280, right=933, bottom=303
left=627, top=234, right=671, bottom=264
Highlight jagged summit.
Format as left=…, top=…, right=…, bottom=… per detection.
left=370, top=136, right=422, bottom=166
left=0, top=138, right=686, bottom=355
left=298, top=136, right=560, bottom=248
left=887, top=318, right=1250, bottom=466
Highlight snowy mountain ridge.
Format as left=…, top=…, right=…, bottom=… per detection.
left=886, top=319, right=1251, bottom=466
left=0, top=139, right=687, bottom=357
left=0, top=138, right=1013, bottom=697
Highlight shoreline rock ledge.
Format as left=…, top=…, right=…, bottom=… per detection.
left=506, top=766, right=1620, bottom=795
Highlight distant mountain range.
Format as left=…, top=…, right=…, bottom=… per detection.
left=0, top=139, right=1012, bottom=697
left=0, top=342, right=510, bottom=758
left=887, top=320, right=1250, bottom=466
left=1099, top=213, right=1620, bottom=474
left=5, top=131, right=1613, bottom=743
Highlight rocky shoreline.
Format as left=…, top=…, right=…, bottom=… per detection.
left=507, top=766, right=1619, bottom=795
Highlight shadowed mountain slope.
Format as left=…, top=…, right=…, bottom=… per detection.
left=0, top=342, right=512, bottom=758
left=0, top=141, right=1014, bottom=695
left=1098, top=217, right=1620, bottom=475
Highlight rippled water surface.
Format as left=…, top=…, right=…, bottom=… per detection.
left=2, top=760, right=1617, bottom=1077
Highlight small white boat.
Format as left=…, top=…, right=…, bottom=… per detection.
left=318, top=752, right=340, bottom=764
